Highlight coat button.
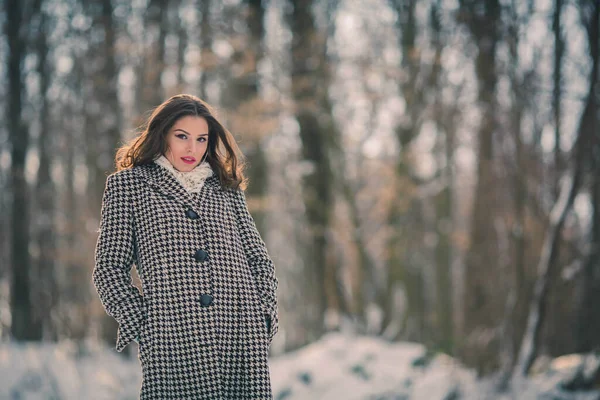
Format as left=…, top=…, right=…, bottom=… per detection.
left=185, top=209, right=199, bottom=220
left=199, top=294, right=214, bottom=307
left=194, top=249, right=208, bottom=262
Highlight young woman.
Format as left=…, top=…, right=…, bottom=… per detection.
left=93, top=94, right=278, bottom=399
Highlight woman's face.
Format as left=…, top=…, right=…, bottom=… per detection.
left=164, top=116, right=209, bottom=172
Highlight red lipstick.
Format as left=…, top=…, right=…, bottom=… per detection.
left=181, top=156, right=196, bottom=164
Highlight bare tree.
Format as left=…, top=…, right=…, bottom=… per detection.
left=383, top=0, right=453, bottom=346
left=221, top=0, right=270, bottom=235
left=457, top=0, right=503, bottom=374
left=427, top=1, right=454, bottom=354
left=82, top=0, right=124, bottom=345
left=136, top=0, right=168, bottom=112
left=552, top=0, right=565, bottom=197
left=198, top=0, right=213, bottom=99
left=6, top=0, right=35, bottom=340
left=175, top=0, right=187, bottom=91
left=515, top=0, right=599, bottom=375
left=286, top=0, right=339, bottom=339
left=573, top=0, right=600, bottom=354
left=384, top=0, right=427, bottom=343
left=496, top=1, right=539, bottom=386
left=31, top=0, right=59, bottom=341
left=62, top=51, right=87, bottom=340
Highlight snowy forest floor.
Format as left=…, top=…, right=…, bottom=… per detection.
left=1, top=332, right=599, bottom=399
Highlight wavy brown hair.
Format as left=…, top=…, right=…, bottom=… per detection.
left=116, top=94, right=246, bottom=190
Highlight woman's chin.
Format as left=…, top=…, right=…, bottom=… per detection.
left=175, top=161, right=196, bottom=172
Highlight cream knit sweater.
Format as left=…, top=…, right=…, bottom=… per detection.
left=153, top=154, right=214, bottom=194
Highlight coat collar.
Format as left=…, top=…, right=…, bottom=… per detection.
left=132, top=161, right=222, bottom=208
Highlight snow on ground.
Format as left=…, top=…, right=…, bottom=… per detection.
left=1, top=332, right=599, bottom=399
left=1, top=339, right=141, bottom=400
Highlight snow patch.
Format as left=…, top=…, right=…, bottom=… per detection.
left=1, top=333, right=599, bottom=399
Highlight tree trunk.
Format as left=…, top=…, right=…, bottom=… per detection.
left=429, top=2, right=454, bottom=354
left=573, top=0, right=600, bottom=354
left=434, top=137, right=454, bottom=353
left=238, top=0, right=268, bottom=232
left=575, top=163, right=600, bottom=352
left=497, top=6, right=534, bottom=387
left=340, top=176, right=373, bottom=327
left=83, top=0, right=125, bottom=346
left=137, top=0, right=167, bottom=111
left=198, top=0, right=213, bottom=100
left=6, top=0, right=35, bottom=340
left=385, top=0, right=427, bottom=343
left=287, top=0, right=338, bottom=339
left=63, top=86, right=86, bottom=340
left=221, top=0, right=269, bottom=236
left=32, top=2, right=59, bottom=341
left=552, top=0, right=564, bottom=197
left=176, top=0, right=187, bottom=91
left=457, top=0, right=502, bottom=374
left=515, top=3, right=598, bottom=370
left=515, top=173, right=580, bottom=376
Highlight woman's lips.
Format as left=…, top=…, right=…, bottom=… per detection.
left=181, top=157, right=196, bottom=164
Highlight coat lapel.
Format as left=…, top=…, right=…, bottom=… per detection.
left=193, top=173, right=221, bottom=220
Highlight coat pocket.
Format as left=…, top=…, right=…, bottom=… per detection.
left=265, top=315, right=271, bottom=339
left=138, top=265, right=159, bottom=363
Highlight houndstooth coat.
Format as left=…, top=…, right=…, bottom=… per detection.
left=93, top=161, right=278, bottom=399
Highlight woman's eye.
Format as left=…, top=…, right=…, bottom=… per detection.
left=198, top=137, right=206, bottom=142
left=176, top=134, right=187, bottom=140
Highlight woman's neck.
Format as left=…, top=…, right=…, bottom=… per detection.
left=154, top=154, right=213, bottom=193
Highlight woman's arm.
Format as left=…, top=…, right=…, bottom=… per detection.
left=93, top=173, right=144, bottom=352
left=230, top=188, right=279, bottom=342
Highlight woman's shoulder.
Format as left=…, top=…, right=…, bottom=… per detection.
left=105, top=166, right=146, bottom=190
left=222, top=185, right=248, bottom=209
left=107, top=167, right=135, bottom=182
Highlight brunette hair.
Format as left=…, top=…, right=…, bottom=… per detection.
left=115, top=94, right=246, bottom=190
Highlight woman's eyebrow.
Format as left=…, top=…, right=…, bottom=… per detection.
left=174, top=128, right=208, bottom=137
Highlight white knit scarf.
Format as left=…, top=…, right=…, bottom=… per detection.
left=153, top=154, right=214, bottom=193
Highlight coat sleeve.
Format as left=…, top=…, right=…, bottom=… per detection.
left=93, top=173, right=144, bottom=352
left=230, top=188, right=279, bottom=342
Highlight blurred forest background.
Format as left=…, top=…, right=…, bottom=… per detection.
left=1, top=0, right=600, bottom=385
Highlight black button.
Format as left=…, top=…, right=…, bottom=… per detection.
left=194, top=249, right=208, bottom=262
left=185, top=209, right=199, bottom=220
left=199, top=294, right=213, bottom=307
